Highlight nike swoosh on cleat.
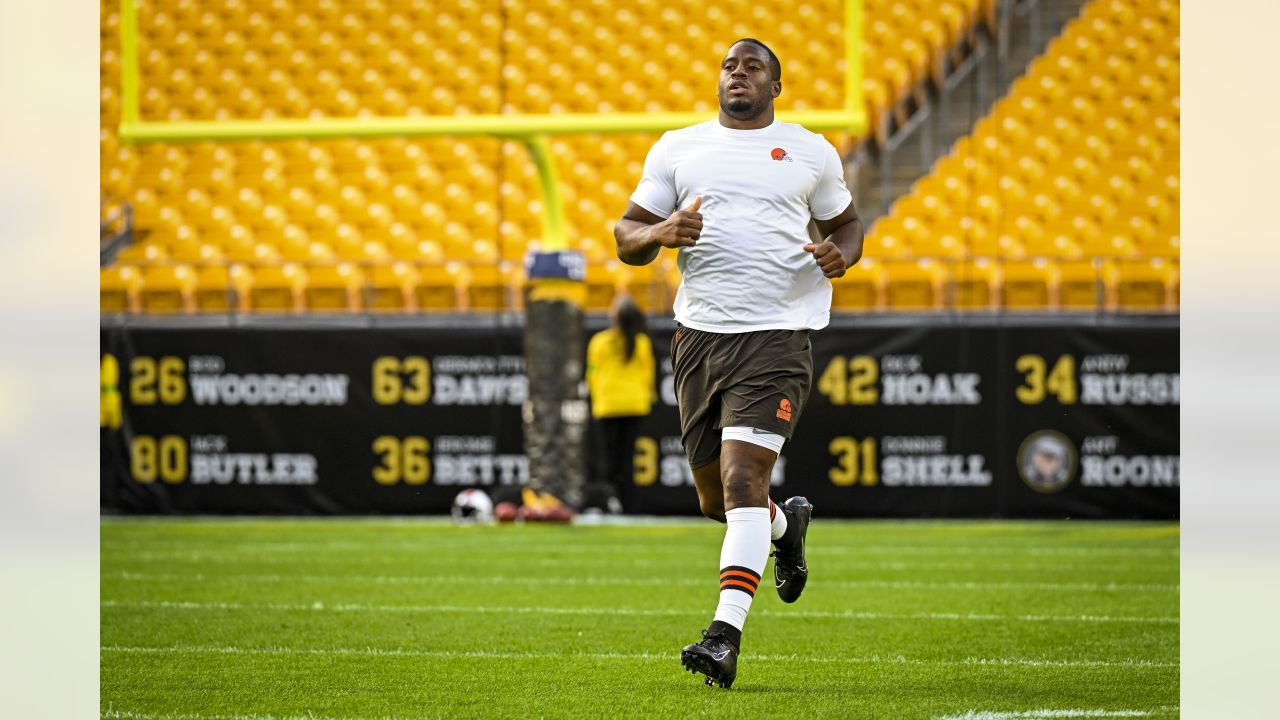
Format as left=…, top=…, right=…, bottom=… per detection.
left=776, top=579, right=787, bottom=588
left=712, top=650, right=730, bottom=661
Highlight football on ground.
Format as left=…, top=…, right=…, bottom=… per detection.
left=101, top=519, right=1179, bottom=718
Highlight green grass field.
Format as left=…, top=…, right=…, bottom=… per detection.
left=101, top=518, right=1179, bottom=719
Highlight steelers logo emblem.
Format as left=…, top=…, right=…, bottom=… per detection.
left=1016, top=430, right=1078, bottom=494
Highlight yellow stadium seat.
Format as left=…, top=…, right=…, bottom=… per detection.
left=414, top=264, right=466, bottom=311
left=193, top=265, right=247, bottom=313
left=249, top=242, right=283, bottom=264
left=1002, top=259, right=1060, bottom=310
left=140, top=265, right=197, bottom=314
left=466, top=264, right=518, bottom=311
left=221, top=226, right=259, bottom=261
left=170, top=241, right=225, bottom=265
left=912, top=230, right=967, bottom=258
left=969, top=231, right=1025, bottom=259
left=1110, top=258, right=1176, bottom=311
left=305, top=263, right=364, bottom=312
left=367, top=262, right=418, bottom=313
left=101, top=266, right=141, bottom=314
left=584, top=263, right=627, bottom=313
left=389, top=238, right=445, bottom=264
left=950, top=258, right=1000, bottom=309
left=1135, top=233, right=1179, bottom=259
left=248, top=263, right=306, bottom=313
left=1078, top=232, right=1137, bottom=259
left=884, top=259, right=944, bottom=310
left=1023, top=231, right=1081, bottom=259
left=1058, top=260, right=1109, bottom=310
left=832, top=258, right=883, bottom=311
left=864, top=223, right=909, bottom=258
left=115, top=242, right=169, bottom=266
left=621, top=262, right=671, bottom=314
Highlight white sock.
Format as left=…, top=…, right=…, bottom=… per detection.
left=712, top=506, right=771, bottom=631
left=769, top=499, right=787, bottom=542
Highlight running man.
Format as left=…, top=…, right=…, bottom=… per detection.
left=613, top=38, right=864, bottom=689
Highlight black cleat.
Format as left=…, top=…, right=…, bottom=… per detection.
left=772, top=496, right=812, bottom=603
left=680, top=628, right=738, bottom=689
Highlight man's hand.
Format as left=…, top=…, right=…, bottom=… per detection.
left=803, top=240, right=850, bottom=279
left=650, top=196, right=703, bottom=249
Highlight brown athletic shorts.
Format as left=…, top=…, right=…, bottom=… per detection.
left=670, top=324, right=814, bottom=469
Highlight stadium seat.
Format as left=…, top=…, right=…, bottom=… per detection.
left=193, top=265, right=247, bottom=312
left=884, top=259, right=944, bottom=310
left=1058, top=260, right=1109, bottom=310
left=950, top=258, right=1000, bottom=309
left=621, top=262, right=672, bottom=314
left=466, top=264, right=519, bottom=311
left=115, top=241, right=169, bottom=266
left=414, top=264, right=466, bottom=311
left=831, top=258, right=883, bottom=311
left=170, top=239, right=225, bottom=265
left=247, top=263, right=306, bottom=312
left=101, top=265, right=142, bottom=314
left=1078, top=232, right=1138, bottom=259
left=1111, top=258, right=1175, bottom=311
left=140, top=265, right=197, bottom=314
left=583, top=263, right=627, bottom=313
left=1017, top=229, right=1076, bottom=258
left=1002, top=259, right=1059, bottom=310
left=304, top=262, right=364, bottom=311
left=367, top=262, right=418, bottom=312
left=862, top=222, right=909, bottom=258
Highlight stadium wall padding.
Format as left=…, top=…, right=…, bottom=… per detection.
left=100, top=314, right=1179, bottom=519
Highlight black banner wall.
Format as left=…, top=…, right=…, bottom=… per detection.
left=100, top=314, right=1179, bottom=518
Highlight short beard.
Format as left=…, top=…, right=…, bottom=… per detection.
left=719, top=94, right=767, bottom=120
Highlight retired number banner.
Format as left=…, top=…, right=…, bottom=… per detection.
left=100, top=316, right=1178, bottom=518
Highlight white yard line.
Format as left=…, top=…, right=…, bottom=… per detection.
left=101, top=708, right=1175, bottom=720
left=101, top=704, right=1180, bottom=720
left=100, top=539, right=1178, bottom=557
left=104, top=711, right=399, bottom=720
left=100, top=643, right=1178, bottom=669
left=100, top=598, right=1178, bottom=625
left=937, top=710, right=1174, bottom=719
left=103, top=570, right=1180, bottom=593
left=99, top=543, right=1167, bottom=572
left=101, top=550, right=1168, bottom=574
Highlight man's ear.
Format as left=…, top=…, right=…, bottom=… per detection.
left=772, top=81, right=782, bottom=98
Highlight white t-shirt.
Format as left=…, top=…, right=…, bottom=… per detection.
left=629, top=119, right=853, bottom=333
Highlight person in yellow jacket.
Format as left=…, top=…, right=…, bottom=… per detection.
left=585, top=295, right=656, bottom=513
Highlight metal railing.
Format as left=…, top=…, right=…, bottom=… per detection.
left=100, top=198, right=134, bottom=266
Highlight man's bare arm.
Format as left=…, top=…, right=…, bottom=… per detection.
left=804, top=201, right=864, bottom=279
left=613, top=197, right=703, bottom=266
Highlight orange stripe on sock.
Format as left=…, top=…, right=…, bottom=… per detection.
left=720, top=565, right=762, bottom=581
left=719, top=570, right=759, bottom=587
left=769, top=500, right=777, bottom=521
left=720, top=579, right=757, bottom=595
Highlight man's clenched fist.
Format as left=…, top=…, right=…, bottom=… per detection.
left=652, top=196, right=703, bottom=248
left=803, top=241, right=850, bottom=279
